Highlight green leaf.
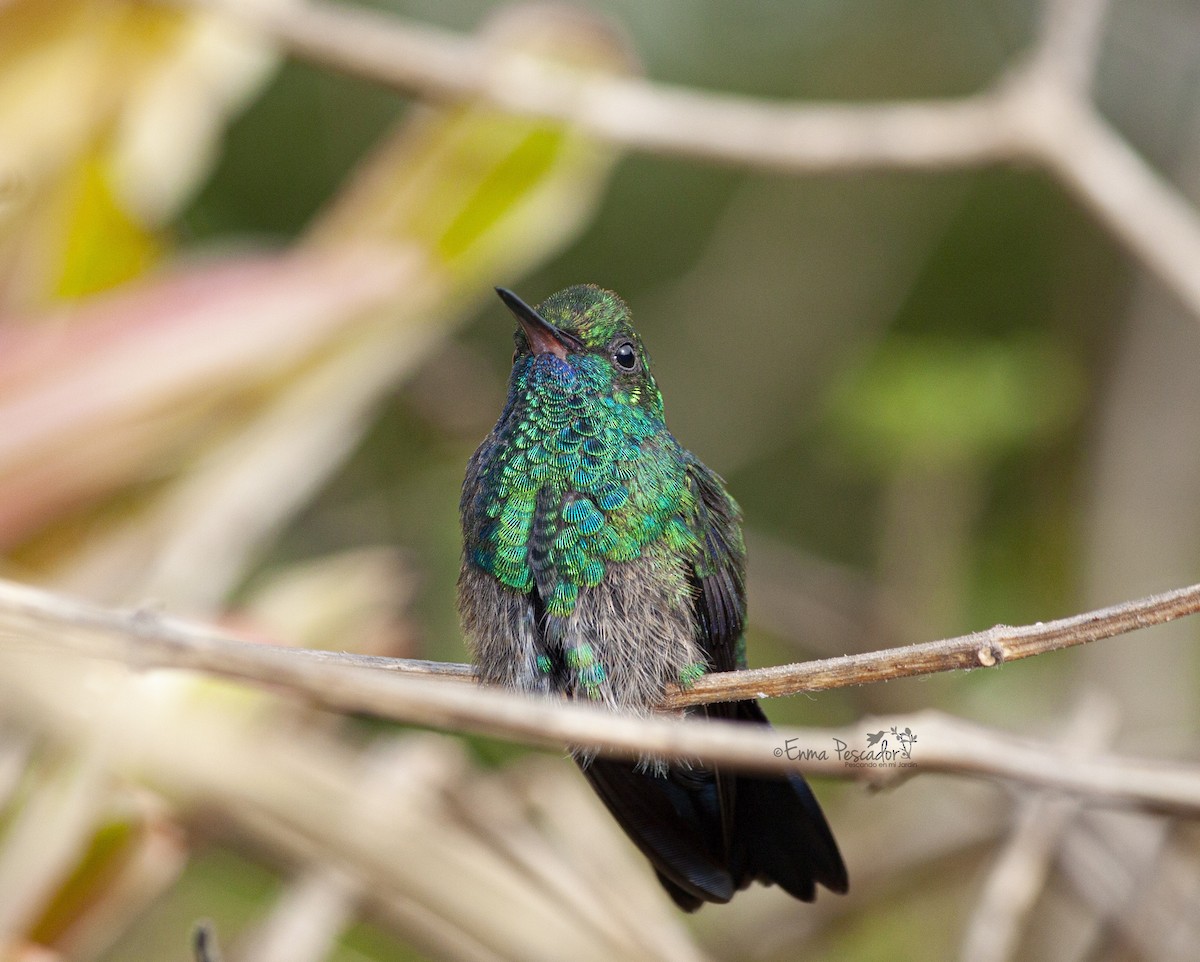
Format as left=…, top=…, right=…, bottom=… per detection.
left=826, top=335, right=1084, bottom=471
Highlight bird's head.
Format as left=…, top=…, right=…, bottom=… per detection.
left=496, top=284, right=664, bottom=418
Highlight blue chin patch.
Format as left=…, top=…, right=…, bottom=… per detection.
left=531, top=353, right=577, bottom=383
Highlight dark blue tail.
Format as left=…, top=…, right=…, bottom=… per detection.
left=578, top=701, right=847, bottom=911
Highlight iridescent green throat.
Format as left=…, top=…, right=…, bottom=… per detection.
left=468, top=348, right=699, bottom=618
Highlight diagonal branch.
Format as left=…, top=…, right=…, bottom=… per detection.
left=959, top=694, right=1119, bottom=962
left=164, top=0, right=1200, bottom=323
left=664, top=579, right=1200, bottom=706
left=166, top=0, right=1024, bottom=173
left=1030, top=0, right=1112, bottom=92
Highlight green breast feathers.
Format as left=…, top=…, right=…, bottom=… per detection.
left=466, top=351, right=699, bottom=618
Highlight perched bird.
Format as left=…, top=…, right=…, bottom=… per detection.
left=458, top=284, right=848, bottom=910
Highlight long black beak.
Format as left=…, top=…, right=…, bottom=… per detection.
left=496, top=287, right=578, bottom=360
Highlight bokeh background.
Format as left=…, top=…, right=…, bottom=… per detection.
left=1, top=0, right=1198, bottom=960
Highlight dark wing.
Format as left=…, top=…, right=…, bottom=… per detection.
left=682, top=453, right=849, bottom=900
left=678, top=455, right=747, bottom=862
left=682, top=454, right=747, bottom=674
left=580, top=453, right=848, bottom=911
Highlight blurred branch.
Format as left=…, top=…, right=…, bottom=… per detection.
left=194, top=922, right=223, bottom=962
left=1065, top=816, right=1200, bottom=961
left=959, top=694, right=1119, bottom=962
left=1032, top=0, right=1111, bottom=92
left=231, top=868, right=356, bottom=962
left=5, top=579, right=1200, bottom=811
left=166, top=0, right=1017, bottom=167
left=165, top=0, right=1200, bottom=319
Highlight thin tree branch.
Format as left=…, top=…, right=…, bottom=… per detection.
left=959, top=694, right=1119, bottom=962
left=3, top=577, right=1200, bottom=812
left=1030, top=0, right=1112, bottom=92
left=166, top=0, right=1023, bottom=173
left=194, top=922, right=224, bottom=962
left=664, top=579, right=1200, bottom=706
left=3, top=576, right=1200, bottom=706
left=1057, top=815, right=1178, bottom=960
left=1005, top=74, right=1200, bottom=316
left=163, top=0, right=1200, bottom=323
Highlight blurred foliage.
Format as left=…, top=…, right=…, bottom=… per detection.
left=826, top=334, right=1083, bottom=470
left=2, top=0, right=1199, bottom=959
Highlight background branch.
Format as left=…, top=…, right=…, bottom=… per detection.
left=959, top=694, right=1119, bottom=962
left=194, top=923, right=224, bottom=962
left=168, top=0, right=1200, bottom=321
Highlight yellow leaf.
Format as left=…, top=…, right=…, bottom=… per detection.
left=50, top=145, right=165, bottom=300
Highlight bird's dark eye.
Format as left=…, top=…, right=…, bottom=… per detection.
left=613, top=341, right=639, bottom=371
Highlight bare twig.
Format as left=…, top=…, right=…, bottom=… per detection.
left=3, top=578, right=1200, bottom=811
left=167, top=0, right=1021, bottom=172
left=163, top=0, right=1200, bottom=322
left=1030, top=0, right=1112, bottom=91
left=3, top=576, right=1200, bottom=705
left=1018, top=83, right=1200, bottom=317
left=195, top=922, right=223, bottom=962
left=959, top=694, right=1119, bottom=962
left=231, top=868, right=357, bottom=962
left=663, top=579, right=1200, bottom=707
left=1056, top=815, right=1176, bottom=960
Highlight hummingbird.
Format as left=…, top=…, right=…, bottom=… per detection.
left=458, top=284, right=848, bottom=910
